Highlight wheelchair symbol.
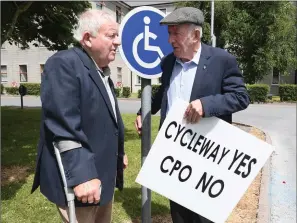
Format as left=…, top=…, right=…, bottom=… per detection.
left=132, top=16, right=164, bottom=69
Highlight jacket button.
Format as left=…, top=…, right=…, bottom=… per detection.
left=115, top=131, right=118, bottom=136
left=115, top=152, right=118, bottom=156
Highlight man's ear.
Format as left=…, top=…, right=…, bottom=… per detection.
left=194, top=28, right=200, bottom=42
left=82, top=32, right=92, bottom=48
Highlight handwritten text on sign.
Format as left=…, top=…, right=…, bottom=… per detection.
left=136, top=100, right=274, bottom=223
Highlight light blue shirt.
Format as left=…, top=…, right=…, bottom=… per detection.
left=167, top=44, right=202, bottom=114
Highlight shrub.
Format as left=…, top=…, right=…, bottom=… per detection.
left=21, top=83, right=40, bottom=95
left=5, top=87, right=19, bottom=95
left=1, top=84, right=3, bottom=94
left=152, top=84, right=161, bottom=96
left=122, top=87, right=131, bottom=98
left=137, top=84, right=161, bottom=98
left=246, top=84, right=269, bottom=103
left=114, top=88, right=121, bottom=97
left=279, top=84, right=297, bottom=101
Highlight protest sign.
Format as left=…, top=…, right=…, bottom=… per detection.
left=136, top=99, right=274, bottom=223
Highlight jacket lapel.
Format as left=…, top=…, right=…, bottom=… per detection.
left=73, top=47, right=118, bottom=126
left=190, top=43, right=212, bottom=101
left=89, top=67, right=118, bottom=126
left=108, top=78, right=124, bottom=131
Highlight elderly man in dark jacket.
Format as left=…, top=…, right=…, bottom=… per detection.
left=135, top=7, right=250, bottom=223
left=32, top=9, right=128, bottom=223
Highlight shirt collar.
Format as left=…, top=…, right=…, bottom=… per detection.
left=82, top=45, right=111, bottom=77
left=91, top=57, right=111, bottom=77
left=176, top=42, right=202, bottom=66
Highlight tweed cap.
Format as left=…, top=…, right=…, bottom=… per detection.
left=160, top=7, right=204, bottom=26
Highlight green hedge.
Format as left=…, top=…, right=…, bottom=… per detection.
left=138, top=84, right=161, bottom=98
left=114, top=88, right=121, bottom=97
left=246, top=84, right=269, bottom=103
left=1, top=84, right=3, bottom=94
left=5, top=87, right=19, bottom=95
left=122, top=87, right=131, bottom=98
left=21, top=83, right=40, bottom=95
left=279, top=84, right=297, bottom=101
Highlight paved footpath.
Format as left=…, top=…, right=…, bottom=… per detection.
left=233, top=103, right=296, bottom=223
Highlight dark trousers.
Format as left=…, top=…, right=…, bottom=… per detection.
left=170, top=201, right=213, bottom=223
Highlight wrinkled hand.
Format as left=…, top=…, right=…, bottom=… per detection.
left=123, top=154, right=128, bottom=169
left=134, top=115, right=142, bottom=135
left=184, top=99, right=204, bottom=123
left=73, top=179, right=101, bottom=204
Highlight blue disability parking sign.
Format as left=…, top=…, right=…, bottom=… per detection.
left=119, top=6, right=172, bottom=79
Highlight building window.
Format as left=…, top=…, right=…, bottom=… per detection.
left=40, top=64, right=44, bottom=75
left=96, top=1, right=104, bottom=9
left=137, top=76, right=141, bottom=85
left=19, top=65, right=28, bottom=82
left=272, top=68, right=280, bottom=85
left=1, top=65, right=8, bottom=82
left=116, top=6, right=122, bottom=23
left=117, top=67, right=122, bottom=82
left=159, top=8, right=167, bottom=15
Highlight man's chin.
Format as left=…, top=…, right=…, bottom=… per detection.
left=173, top=51, right=180, bottom=58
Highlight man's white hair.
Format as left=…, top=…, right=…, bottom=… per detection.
left=189, top=24, right=203, bottom=38
left=73, top=9, right=115, bottom=41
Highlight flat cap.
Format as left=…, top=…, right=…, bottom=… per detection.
left=160, top=7, right=204, bottom=26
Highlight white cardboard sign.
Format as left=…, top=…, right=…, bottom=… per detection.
left=136, top=99, right=274, bottom=223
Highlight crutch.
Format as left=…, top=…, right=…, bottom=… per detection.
left=53, top=142, right=76, bottom=223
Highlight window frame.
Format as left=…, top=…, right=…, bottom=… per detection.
left=1, top=65, right=8, bottom=82
left=19, top=64, right=28, bottom=82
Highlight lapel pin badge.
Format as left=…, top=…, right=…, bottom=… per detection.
left=203, top=65, right=206, bottom=70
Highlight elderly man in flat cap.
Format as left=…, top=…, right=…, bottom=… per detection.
left=135, top=7, right=250, bottom=223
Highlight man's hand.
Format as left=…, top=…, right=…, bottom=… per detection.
left=134, top=115, right=142, bottom=135
left=123, top=154, right=128, bottom=169
left=184, top=99, right=204, bottom=123
left=73, top=179, right=101, bottom=204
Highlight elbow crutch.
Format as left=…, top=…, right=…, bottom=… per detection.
left=53, top=142, right=76, bottom=223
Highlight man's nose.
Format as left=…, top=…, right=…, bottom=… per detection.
left=113, top=36, right=121, bottom=46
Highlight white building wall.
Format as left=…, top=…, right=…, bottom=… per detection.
left=153, top=3, right=176, bottom=15
left=1, top=42, right=55, bottom=87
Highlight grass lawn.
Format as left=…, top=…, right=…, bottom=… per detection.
left=118, top=93, right=139, bottom=99
left=1, top=107, right=169, bottom=223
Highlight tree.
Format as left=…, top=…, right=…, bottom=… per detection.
left=1, top=1, right=91, bottom=51
left=224, top=1, right=297, bottom=83
left=176, top=1, right=297, bottom=84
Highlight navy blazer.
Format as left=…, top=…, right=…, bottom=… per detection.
left=139, top=43, right=250, bottom=127
left=31, top=47, right=125, bottom=207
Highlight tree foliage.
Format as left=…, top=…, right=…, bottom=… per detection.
left=1, top=1, right=91, bottom=51
left=176, top=1, right=297, bottom=83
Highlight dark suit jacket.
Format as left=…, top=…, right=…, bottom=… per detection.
left=139, top=43, right=250, bottom=127
left=31, top=47, right=125, bottom=207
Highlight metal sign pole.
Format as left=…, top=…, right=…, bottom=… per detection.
left=141, top=77, right=152, bottom=223
left=118, top=6, right=172, bottom=223
left=211, top=0, right=216, bottom=47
